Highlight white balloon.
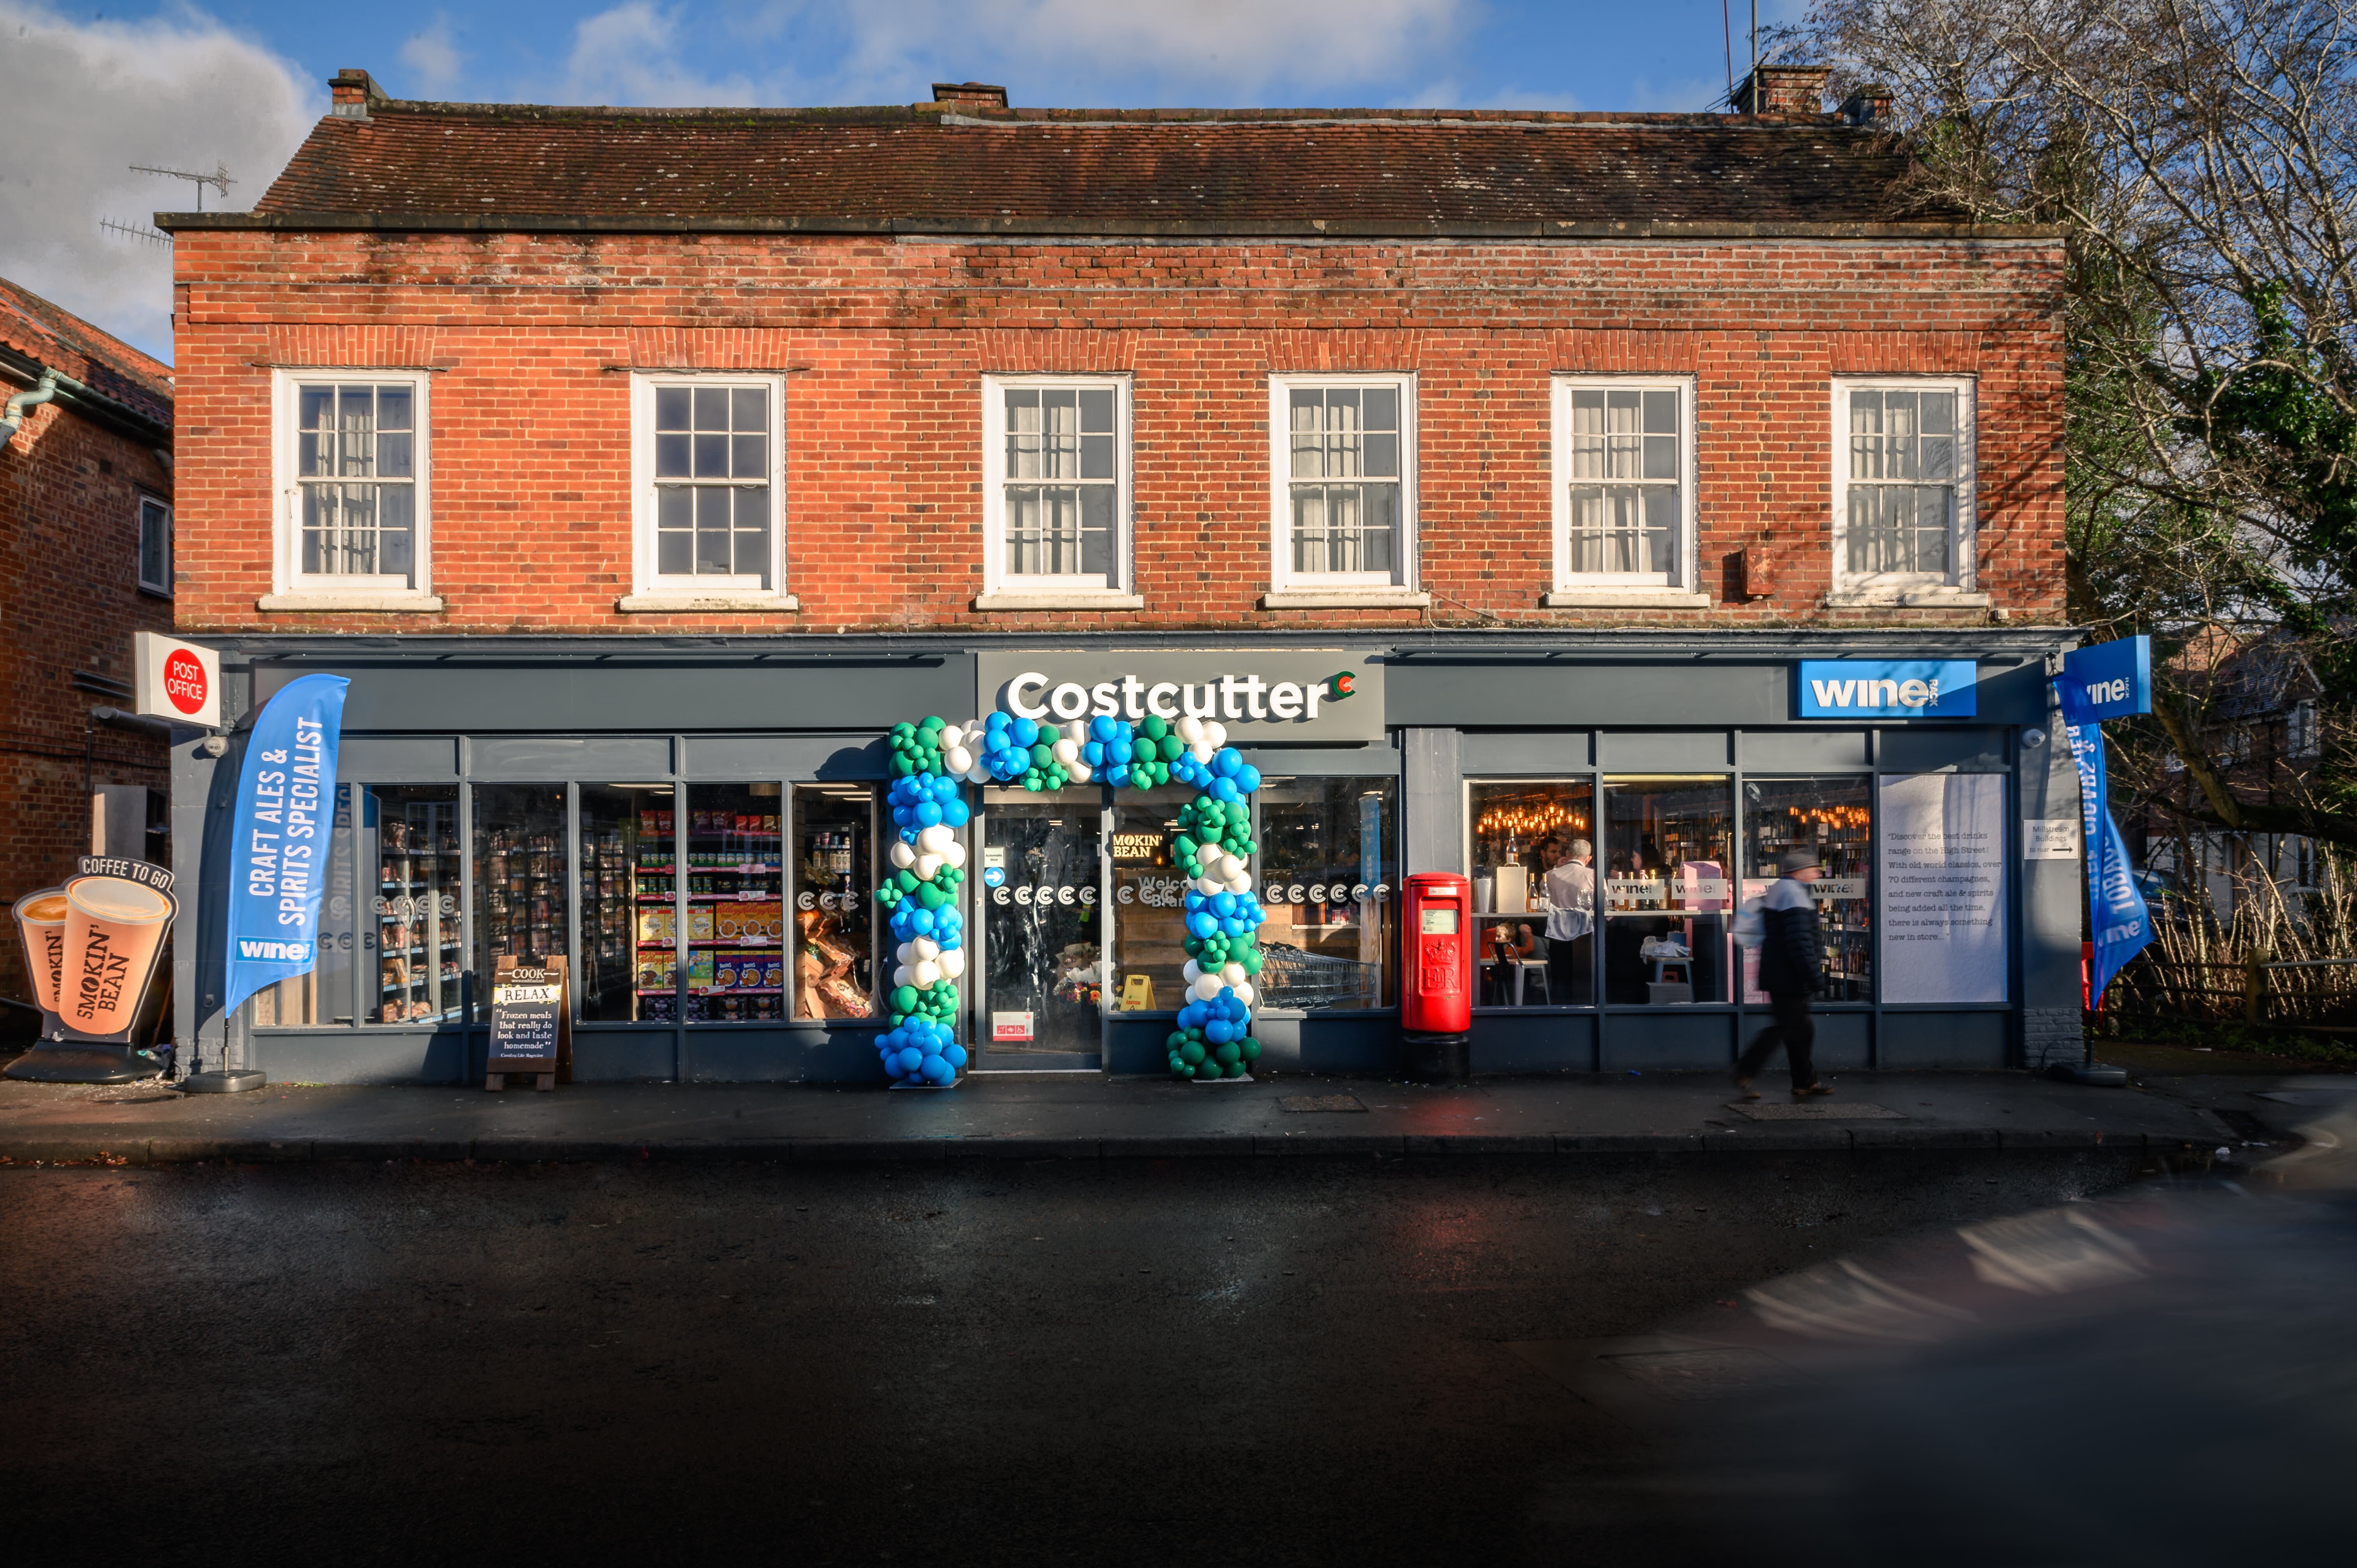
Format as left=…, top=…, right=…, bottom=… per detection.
left=911, top=959, right=942, bottom=989
left=915, top=853, right=944, bottom=879
left=1067, top=758, right=1093, bottom=782
left=914, top=937, right=941, bottom=961
left=889, top=840, right=915, bottom=869
left=1177, top=715, right=1205, bottom=744
left=1052, top=738, right=1080, bottom=765
left=1182, top=960, right=1202, bottom=984
left=896, top=941, right=915, bottom=966
left=942, top=842, right=968, bottom=869
left=893, top=965, right=913, bottom=988
left=938, top=949, right=966, bottom=979
left=1228, top=872, right=1253, bottom=895
left=1195, top=876, right=1222, bottom=897
left=1192, top=975, right=1223, bottom=1001
left=1221, top=962, right=1248, bottom=987
left=1232, top=982, right=1256, bottom=1007
left=1190, top=742, right=1214, bottom=764
left=917, top=824, right=954, bottom=854
left=944, top=746, right=974, bottom=775
left=1204, top=722, right=1228, bottom=750
left=938, top=725, right=965, bottom=750
left=966, top=762, right=993, bottom=784
left=1067, top=720, right=1090, bottom=745
left=1198, top=846, right=1226, bottom=876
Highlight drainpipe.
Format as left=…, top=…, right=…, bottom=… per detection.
left=1, top=369, right=64, bottom=448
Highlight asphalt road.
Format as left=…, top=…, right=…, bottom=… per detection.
left=1, top=1150, right=2147, bottom=1566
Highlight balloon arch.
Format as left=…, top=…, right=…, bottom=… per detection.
left=873, top=709, right=1266, bottom=1084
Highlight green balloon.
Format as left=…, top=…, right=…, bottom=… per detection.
left=1185, top=1025, right=1205, bottom=1042
left=919, top=715, right=944, bottom=733
left=1166, top=1030, right=1191, bottom=1051
left=1158, top=735, right=1183, bottom=761
left=1214, top=1042, right=1240, bottom=1066
left=915, top=881, right=945, bottom=911
left=1141, top=714, right=1169, bottom=740
left=1241, top=947, right=1264, bottom=975
left=1181, top=1041, right=1207, bottom=1065
left=1130, top=737, right=1156, bottom=765
left=1240, top=1037, right=1262, bottom=1060
left=874, top=886, right=896, bottom=907
left=894, top=869, right=919, bottom=893
left=1223, top=1059, right=1247, bottom=1078
left=890, top=984, right=918, bottom=1014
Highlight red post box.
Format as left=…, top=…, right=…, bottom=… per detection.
left=1400, top=872, right=1473, bottom=1081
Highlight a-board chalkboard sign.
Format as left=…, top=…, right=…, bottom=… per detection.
left=485, top=954, right=571, bottom=1091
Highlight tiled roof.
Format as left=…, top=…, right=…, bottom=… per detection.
left=219, top=101, right=1954, bottom=233
left=0, top=274, right=173, bottom=431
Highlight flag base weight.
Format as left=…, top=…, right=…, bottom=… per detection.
left=182, top=1068, right=268, bottom=1094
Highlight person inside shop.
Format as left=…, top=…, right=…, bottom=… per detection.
left=1543, top=834, right=1594, bottom=1005
left=1733, top=849, right=1832, bottom=1101
left=1486, top=920, right=1541, bottom=1005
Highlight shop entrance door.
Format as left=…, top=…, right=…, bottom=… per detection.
left=973, top=789, right=1105, bottom=1070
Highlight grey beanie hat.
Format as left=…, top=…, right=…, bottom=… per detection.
left=1779, top=848, right=1822, bottom=874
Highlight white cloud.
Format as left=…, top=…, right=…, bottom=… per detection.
left=0, top=1, right=318, bottom=360
left=561, top=2, right=759, bottom=105
left=399, top=16, right=468, bottom=98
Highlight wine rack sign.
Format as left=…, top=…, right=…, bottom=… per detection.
left=486, top=954, right=571, bottom=1089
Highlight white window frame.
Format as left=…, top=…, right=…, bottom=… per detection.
left=621, top=371, right=796, bottom=613
left=1829, top=376, right=1983, bottom=606
left=1265, top=372, right=1427, bottom=608
left=977, top=373, right=1139, bottom=610
left=1546, top=374, right=1701, bottom=606
left=136, top=493, right=172, bottom=598
left=263, top=369, right=440, bottom=611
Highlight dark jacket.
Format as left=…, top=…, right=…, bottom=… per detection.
left=1757, top=881, right=1824, bottom=997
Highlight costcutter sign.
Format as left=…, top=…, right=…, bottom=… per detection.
left=1797, top=660, right=1978, bottom=718
left=133, top=631, right=221, bottom=729
left=976, top=651, right=1387, bottom=743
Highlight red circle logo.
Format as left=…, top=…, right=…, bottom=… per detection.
left=163, top=648, right=208, bottom=715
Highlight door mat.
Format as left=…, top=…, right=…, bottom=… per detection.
left=1729, top=1100, right=1905, bottom=1120
left=1280, top=1095, right=1368, bottom=1113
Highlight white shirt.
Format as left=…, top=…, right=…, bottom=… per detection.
left=1544, top=859, right=1594, bottom=943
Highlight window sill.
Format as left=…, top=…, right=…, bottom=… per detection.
left=972, top=591, right=1146, bottom=611
left=1826, top=588, right=1992, bottom=609
left=615, top=592, right=801, bottom=614
left=257, top=592, right=445, bottom=613
left=1541, top=590, right=1711, bottom=609
left=1260, top=589, right=1430, bottom=609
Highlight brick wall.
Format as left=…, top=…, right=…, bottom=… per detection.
left=169, top=230, right=2065, bottom=636
left=0, top=398, right=174, bottom=1003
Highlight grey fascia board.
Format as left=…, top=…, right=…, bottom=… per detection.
left=156, top=210, right=2066, bottom=244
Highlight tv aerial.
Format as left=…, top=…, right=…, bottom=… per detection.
left=130, top=162, right=235, bottom=211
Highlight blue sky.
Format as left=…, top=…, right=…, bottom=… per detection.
left=2, top=0, right=1800, bottom=357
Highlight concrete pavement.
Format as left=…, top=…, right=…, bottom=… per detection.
left=0, top=1063, right=2241, bottom=1165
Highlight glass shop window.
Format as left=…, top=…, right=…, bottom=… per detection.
left=1110, top=786, right=1195, bottom=1013
left=1741, top=778, right=1875, bottom=1003
left=1603, top=777, right=1733, bottom=1005
left=472, top=786, right=569, bottom=1003
left=1255, top=778, right=1397, bottom=1010
left=248, top=781, right=360, bottom=1026
left=682, top=784, right=785, bottom=1024
left=578, top=785, right=675, bottom=1023
left=1468, top=780, right=1597, bottom=1008
left=980, top=789, right=1104, bottom=1056
left=361, top=785, right=461, bottom=1026
left=793, top=785, right=878, bottom=1021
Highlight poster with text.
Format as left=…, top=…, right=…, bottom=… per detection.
left=1878, top=773, right=2008, bottom=1003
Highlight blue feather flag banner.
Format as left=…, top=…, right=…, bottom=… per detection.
left=2055, top=678, right=2154, bottom=1004
left=223, top=674, right=350, bottom=1017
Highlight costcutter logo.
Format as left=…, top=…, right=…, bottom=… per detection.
left=163, top=648, right=209, bottom=715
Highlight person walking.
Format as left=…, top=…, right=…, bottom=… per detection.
left=1544, top=835, right=1595, bottom=1006
left=1734, top=849, right=1831, bottom=1100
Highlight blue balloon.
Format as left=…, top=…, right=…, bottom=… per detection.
left=942, top=798, right=970, bottom=828
left=944, top=1043, right=968, bottom=1069
left=909, top=908, right=935, bottom=934
left=1212, top=778, right=1241, bottom=804
left=1212, top=748, right=1240, bottom=777
left=1012, top=717, right=1039, bottom=747
left=1223, top=916, right=1251, bottom=938
left=921, top=1056, right=953, bottom=1084
left=1177, top=1002, right=1204, bottom=1029
left=986, top=711, right=1010, bottom=732
left=1235, top=765, right=1262, bottom=793
left=1186, top=911, right=1217, bottom=938
left=896, top=1046, right=924, bottom=1074
left=915, top=800, right=942, bottom=827
left=919, top=1033, right=944, bottom=1057
left=1204, top=1018, right=1234, bottom=1044
left=1210, top=891, right=1238, bottom=918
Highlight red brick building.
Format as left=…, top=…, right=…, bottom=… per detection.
left=1, top=277, right=176, bottom=1012
left=156, top=69, right=2086, bottom=1084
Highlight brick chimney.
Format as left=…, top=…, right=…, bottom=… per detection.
left=1732, top=64, right=1831, bottom=118
left=330, top=68, right=385, bottom=119
left=1840, top=84, right=1896, bottom=125
left=931, top=81, right=1010, bottom=109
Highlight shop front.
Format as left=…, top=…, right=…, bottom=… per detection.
left=171, top=631, right=2081, bottom=1084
